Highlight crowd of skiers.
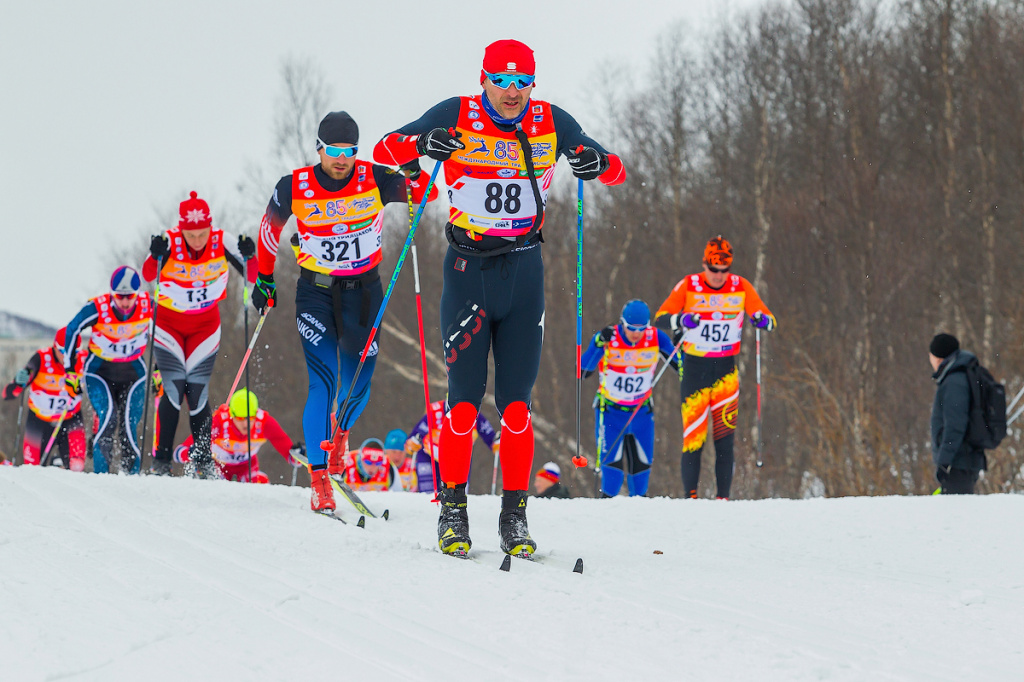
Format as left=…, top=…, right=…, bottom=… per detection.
left=2, top=38, right=788, bottom=561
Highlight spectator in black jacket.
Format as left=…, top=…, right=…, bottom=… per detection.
left=929, top=334, right=986, bottom=494
left=534, top=462, right=571, bottom=499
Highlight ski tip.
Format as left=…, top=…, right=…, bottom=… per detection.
left=357, top=515, right=366, bottom=528
left=573, top=558, right=584, bottom=574
left=382, top=509, right=390, bottom=521
left=500, top=555, right=512, bottom=572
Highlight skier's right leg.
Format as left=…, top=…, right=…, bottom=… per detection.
left=84, top=364, right=115, bottom=474
left=680, top=356, right=713, bottom=498
left=152, top=318, right=188, bottom=468
left=436, top=249, right=494, bottom=553
left=295, top=278, right=340, bottom=510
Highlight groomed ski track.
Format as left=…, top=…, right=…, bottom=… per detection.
left=1, top=467, right=1021, bottom=681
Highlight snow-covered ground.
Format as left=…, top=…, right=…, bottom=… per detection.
left=1, top=467, right=1021, bottom=681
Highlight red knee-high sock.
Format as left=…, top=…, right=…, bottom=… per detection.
left=439, top=402, right=477, bottom=485
left=498, top=401, right=533, bottom=491
left=67, top=427, right=86, bottom=471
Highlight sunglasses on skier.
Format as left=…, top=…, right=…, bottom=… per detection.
left=705, top=263, right=730, bottom=274
left=317, top=138, right=358, bottom=158
left=621, top=320, right=649, bottom=333
left=483, top=71, right=536, bottom=90
left=113, top=293, right=137, bottom=301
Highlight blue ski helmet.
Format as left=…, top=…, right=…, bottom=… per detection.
left=384, top=429, right=406, bottom=450
left=620, top=299, right=650, bottom=330
left=110, top=266, right=141, bottom=295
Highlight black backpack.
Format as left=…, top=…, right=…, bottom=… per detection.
left=964, top=357, right=1006, bottom=450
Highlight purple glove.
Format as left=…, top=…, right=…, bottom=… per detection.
left=679, top=313, right=701, bottom=330
left=751, top=313, right=775, bottom=331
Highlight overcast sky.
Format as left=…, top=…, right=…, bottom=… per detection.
left=1, top=0, right=769, bottom=327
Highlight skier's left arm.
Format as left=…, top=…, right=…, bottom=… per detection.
left=222, top=231, right=258, bottom=284
left=742, top=278, right=776, bottom=332
left=550, top=105, right=626, bottom=186
left=262, top=412, right=302, bottom=466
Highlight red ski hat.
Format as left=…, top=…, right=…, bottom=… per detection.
left=178, top=191, right=212, bottom=229
left=54, top=327, right=67, bottom=348
left=481, top=39, right=535, bottom=83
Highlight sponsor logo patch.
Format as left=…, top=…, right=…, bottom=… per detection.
left=497, top=168, right=516, bottom=178
left=471, top=121, right=484, bottom=131
left=455, top=258, right=467, bottom=272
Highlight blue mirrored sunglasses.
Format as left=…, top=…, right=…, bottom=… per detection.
left=318, top=138, right=358, bottom=158
left=484, top=71, right=536, bottom=90
left=621, top=320, right=649, bottom=333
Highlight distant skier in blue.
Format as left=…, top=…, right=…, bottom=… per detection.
left=581, top=299, right=677, bottom=497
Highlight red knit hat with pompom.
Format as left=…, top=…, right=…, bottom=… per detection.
left=178, top=191, right=212, bottom=229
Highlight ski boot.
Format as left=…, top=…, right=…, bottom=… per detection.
left=310, top=469, right=336, bottom=512
left=437, top=483, right=471, bottom=557
left=499, top=490, right=537, bottom=558
left=327, top=427, right=349, bottom=479
left=148, top=459, right=173, bottom=476
left=186, top=454, right=221, bottom=480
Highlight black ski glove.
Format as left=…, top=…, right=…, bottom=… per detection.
left=252, top=273, right=276, bottom=313
left=565, top=145, right=608, bottom=181
left=596, top=325, right=616, bottom=347
left=238, top=235, right=256, bottom=260
left=150, top=235, right=171, bottom=261
left=416, top=127, right=465, bottom=161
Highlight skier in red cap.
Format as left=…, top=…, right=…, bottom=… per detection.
left=143, top=191, right=257, bottom=478
left=2, top=328, right=87, bottom=469
left=375, top=39, right=626, bottom=558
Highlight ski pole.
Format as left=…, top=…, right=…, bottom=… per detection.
left=41, top=407, right=69, bottom=466
left=1008, top=401, right=1024, bottom=427
left=594, top=399, right=605, bottom=497
left=1006, top=381, right=1024, bottom=417
left=600, top=333, right=687, bottom=463
left=243, top=286, right=253, bottom=482
left=14, top=390, right=25, bottom=465
left=226, top=305, right=271, bottom=403
left=139, top=255, right=163, bottom=472
left=756, top=327, right=764, bottom=468
left=490, top=438, right=500, bottom=495
left=322, top=161, right=441, bottom=453
left=573, top=177, right=586, bottom=472
left=406, top=177, right=439, bottom=499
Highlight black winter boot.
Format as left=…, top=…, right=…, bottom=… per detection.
left=499, top=490, right=537, bottom=557
left=437, top=483, right=471, bottom=556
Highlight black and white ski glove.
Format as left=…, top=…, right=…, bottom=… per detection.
left=416, top=127, right=465, bottom=161
left=565, top=145, right=608, bottom=181
left=596, top=325, right=616, bottom=347
left=149, top=234, right=171, bottom=261
left=238, top=235, right=256, bottom=260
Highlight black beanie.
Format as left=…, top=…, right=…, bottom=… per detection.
left=317, top=111, right=359, bottom=146
left=929, top=333, right=959, bottom=359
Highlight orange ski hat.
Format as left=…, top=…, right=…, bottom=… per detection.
left=703, top=235, right=733, bottom=268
